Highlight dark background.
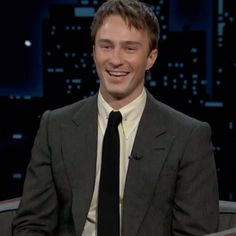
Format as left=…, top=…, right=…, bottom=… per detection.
left=0, top=0, right=235, bottom=201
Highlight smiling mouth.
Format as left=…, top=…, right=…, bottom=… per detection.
left=107, top=70, right=129, bottom=77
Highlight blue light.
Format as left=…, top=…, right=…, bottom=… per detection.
left=74, top=7, right=95, bottom=17
left=150, top=81, right=157, bottom=87
left=162, top=25, right=167, bottom=30
left=12, top=173, right=23, bottom=179
left=205, top=101, right=224, bottom=107
left=12, top=134, right=23, bottom=140
left=191, top=48, right=198, bottom=53
left=218, top=0, right=224, bottom=15
left=162, top=35, right=167, bottom=40
left=229, top=122, right=234, bottom=130
left=160, top=16, right=165, bottom=21
left=55, top=68, right=64, bottom=73
left=192, top=74, right=198, bottom=79
left=81, top=0, right=89, bottom=5
left=224, top=12, right=229, bottom=17
left=72, top=79, right=82, bottom=84
left=218, top=22, right=225, bottom=36
left=47, top=68, right=54, bottom=73
left=23, top=96, right=32, bottom=100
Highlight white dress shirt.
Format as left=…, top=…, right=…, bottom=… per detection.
left=82, top=89, right=147, bottom=236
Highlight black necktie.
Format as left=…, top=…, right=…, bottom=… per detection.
left=97, top=111, right=122, bottom=236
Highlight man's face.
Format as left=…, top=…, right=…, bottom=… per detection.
left=93, top=15, right=157, bottom=106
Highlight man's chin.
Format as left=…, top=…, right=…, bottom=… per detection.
left=109, top=91, right=125, bottom=100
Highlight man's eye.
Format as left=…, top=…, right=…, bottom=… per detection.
left=126, top=47, right=137, bottom=52
left=101, top=45, right=111, bottom=49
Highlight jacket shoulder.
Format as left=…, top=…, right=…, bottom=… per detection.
left=147, top=92, right=210, bottom=131
left=45, top=95, right=97, bottom=121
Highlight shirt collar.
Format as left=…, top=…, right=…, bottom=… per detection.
left=98, top=89, right=147, bottom=139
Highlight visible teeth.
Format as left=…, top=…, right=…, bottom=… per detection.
left=108, top=71, right=128, bottom=76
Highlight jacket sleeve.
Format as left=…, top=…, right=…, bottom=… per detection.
left=12, top=110, right=58, bottom=236
left=172, top=122, right=219, bottom=235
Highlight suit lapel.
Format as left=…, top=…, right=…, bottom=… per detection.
left=61, top=96, right=98, bottom=236
left=122, top=93, right=175, bottom=236
left=58, top=92, right=175, bottom=236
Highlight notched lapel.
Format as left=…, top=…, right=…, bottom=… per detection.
left=61, top=97, right=98, bottom=236
left=122, top=94, right=175, bottom=236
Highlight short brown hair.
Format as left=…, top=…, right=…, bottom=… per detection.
left=91, top=0, right=160, bottom=52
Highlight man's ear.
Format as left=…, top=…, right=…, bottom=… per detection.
left=146, top=48, right=158, bottom=70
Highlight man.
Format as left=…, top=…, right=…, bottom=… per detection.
left=12, top=0, right=219, bottom=235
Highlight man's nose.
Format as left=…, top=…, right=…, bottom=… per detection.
left=109, top=48, right=123, bottom=66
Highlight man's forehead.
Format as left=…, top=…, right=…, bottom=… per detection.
left=99, top=14, right=143, bottom=31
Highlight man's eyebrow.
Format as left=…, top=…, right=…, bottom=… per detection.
left=97, top=39, right=142, bottom=46
left=123, top=41, right=141, bottom=45
left=97, top=38, right=142, bottom=47
left=97, top=39, right=113, bottom=44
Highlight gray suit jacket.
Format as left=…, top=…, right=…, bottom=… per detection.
left=12, top=91, right=219, bottom=236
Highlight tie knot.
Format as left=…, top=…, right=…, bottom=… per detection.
left=107, top=111, right=122, bottom=127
